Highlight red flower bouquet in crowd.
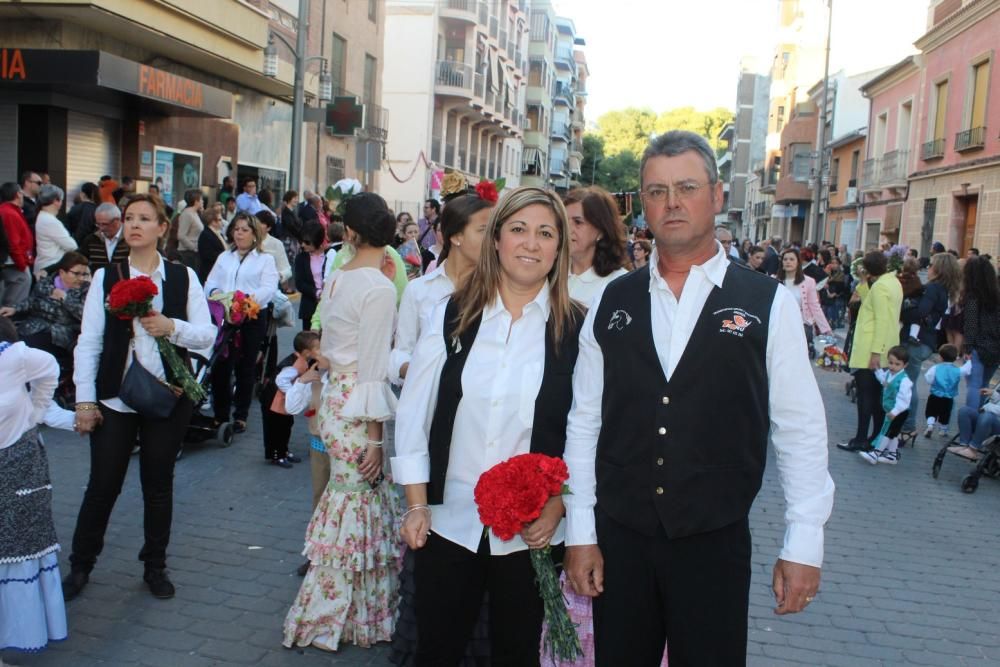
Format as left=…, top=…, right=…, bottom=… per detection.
left=105, top=277, right=206, bottom=402
left=474, top=453, right=582, bottom=662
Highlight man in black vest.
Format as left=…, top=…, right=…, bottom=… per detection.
left=563, top=131, right=834, bottom=666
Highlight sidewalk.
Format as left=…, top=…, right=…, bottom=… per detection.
left=6, top=357, right=1000, bottom=666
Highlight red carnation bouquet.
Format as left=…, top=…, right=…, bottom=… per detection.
left=106, top=276, right=206, bottom=402
left=474, top=453, right=582, bottom=662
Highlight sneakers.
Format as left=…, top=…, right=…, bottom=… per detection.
left=859, top=449, right=880, bottom=465
left=924, top=425, right=935, bottom=438
left=144, top=568, right=175, bottom=599
left=859, top=449, right=899, bottom=465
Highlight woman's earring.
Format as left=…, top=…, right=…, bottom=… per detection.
left=453, top=241, right=461, bottom=247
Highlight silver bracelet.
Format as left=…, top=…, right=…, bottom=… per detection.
left=366, top=438, right=384, bottom=448
left=402, top=505, right=431, bottom=521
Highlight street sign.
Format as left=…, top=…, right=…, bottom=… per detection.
left=326, top=96, right=364, bottom=136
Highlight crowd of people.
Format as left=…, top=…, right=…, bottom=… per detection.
left=37, top=128, right=1000, bottom=664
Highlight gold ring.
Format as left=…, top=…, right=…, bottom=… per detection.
left=805, top=596, right=815, bottom=602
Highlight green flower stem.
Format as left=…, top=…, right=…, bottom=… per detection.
left=531, top=546, right=583, bottom=663
left=155, top=336, right=206, bottom=403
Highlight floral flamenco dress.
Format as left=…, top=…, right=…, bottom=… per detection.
left=283, top=267, right=403, bottom=652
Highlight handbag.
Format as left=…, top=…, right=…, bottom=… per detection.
left=119, top=348, right=181, bottom=419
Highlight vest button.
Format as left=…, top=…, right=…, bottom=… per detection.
left=658, top=427, right=666, bottom=435
left=657, top=457, right=664, bottom=466
left=662, top=396, right=670, bottom=405
left=655, top=486, right=664, bottom=495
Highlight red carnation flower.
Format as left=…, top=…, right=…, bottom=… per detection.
left=106, top=276, right=158, bottom=320
left=475, top=180, right=499, bottom=204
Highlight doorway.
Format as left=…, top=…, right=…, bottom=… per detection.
left=961, top=196, right=978, bottom=256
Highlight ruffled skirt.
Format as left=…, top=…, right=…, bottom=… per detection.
left=282, top=373, right=402, bottom=651
left=0, top=428, right=67, bottom=652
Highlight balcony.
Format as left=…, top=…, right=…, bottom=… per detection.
left=880, top=149, right=908, bottom=187
left=955, top=126, right=986, bottom=152
left=922, top=138, right=945, bottom=161
left=358, top=102, right=389, bottom=143
left=529, top=14, right=547, bottom=41
left=552, top=81, right=573, bottom=105
left=435, top=60, right=474, bottom=97
left=861, top=158, right=878, bottom=190
left=555, top=45, right=574, bottom=66
left=441, top=0, right=477, bottom=23
left=551, top=121, right=571, bottom=142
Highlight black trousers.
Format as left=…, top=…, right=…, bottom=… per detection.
left=69, top=399, right=193, bottom=573
left=926, top=394, right=955, bottom=424
left=593, top=510, right=751, bottom=667
left=211, top=317, right=266, bottom=423
left=260, top=407, right=294, bottom=460
left=414, top=532, right=553, bottom=667
left=852, top=369, right=883, bottom=446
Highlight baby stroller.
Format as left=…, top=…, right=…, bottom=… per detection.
left=176, top=322, right=238, bottom=461
left=931, top=434, right=1000, bottom=493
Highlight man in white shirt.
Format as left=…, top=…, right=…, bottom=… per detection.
left=80, top=203, right=128, bottom=272
left=563, top=131, right=834, bottom=665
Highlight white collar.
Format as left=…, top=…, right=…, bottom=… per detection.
left=648, top=241, right=729, bottom=293
left=129, top=254, right=166, bottom=281
left=425, top=259, right=451, bottom=283
left=483, top=281, right=551, bottom=323
left=570, top=266, right=599, bottom=283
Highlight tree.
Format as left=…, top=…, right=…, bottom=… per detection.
left=597, top=151, right=641, bottom=194
left=654, top=106, right=734, bottom=153
left=594, top=108, right=657, bottom=157
left=580, top=134, right=605, bottom=186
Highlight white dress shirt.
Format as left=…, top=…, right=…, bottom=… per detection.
left=568, top=266, right=628, bottom=308
left=261, top=233, right=292, bottom=282
left=392, top=285, right=565, bottom=555
left=34, top=210, right=77, bottom=275
left=564, top=243, right=834, bottom=567
left=876, top=368, right=913, bottom=416
left=390, top=260, right=455, bottom=385
left=0, top=342, right=58, bottom=449
left=101, top=227, right=124, bottom=262
left=204, top=249, right=279, bottom=306
left=74, top=256, right=217, bottom=414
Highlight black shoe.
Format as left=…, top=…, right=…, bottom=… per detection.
left=837, top=440, right=869, bottom=452
left=296, top=560, right=310, bottom=577
left=271, top=458, right=293, bottom=469
left=144, top=568, right=175, bottom=599
left=233, top=420, right=247, bottom=434
left=62, top=570, right=89, bottom=601
left=285, top=452, right=302, bottom=463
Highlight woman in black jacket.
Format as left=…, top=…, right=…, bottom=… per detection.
left=292, top=221, right=327, bottom=330
left=197, top=204, right=227, bottom=284
left=900, top=252, right=958, bottom=433
left=961, top=256, right=1000, bottom=409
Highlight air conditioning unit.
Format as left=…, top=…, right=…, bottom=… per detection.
left=845, top=187, right=858, bottom=204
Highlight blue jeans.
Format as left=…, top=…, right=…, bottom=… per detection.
left=902, top=341, right=933, bottom=431
left=965, top=350, right=999, bottom=411
left=958, top=406, right=1000, bottom=449
left=822, top=303, right=840, bottom=330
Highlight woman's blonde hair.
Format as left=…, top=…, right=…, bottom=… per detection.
left=453, top=186, right=581, bottom=344
left=228, top=212, right=266, bottom=252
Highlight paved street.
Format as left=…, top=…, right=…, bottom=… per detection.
left=6, top=341, right=1000, bottom=666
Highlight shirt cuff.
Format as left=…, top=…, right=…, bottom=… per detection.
left=565, top=506, right=598, bottom=546
left=76, top=385, right=97, bottom=404
left=779, top=521, right=825, bottom=568
left=340, top=380, right=398, bottom=422
left=390, top=453, right=430, bottom=485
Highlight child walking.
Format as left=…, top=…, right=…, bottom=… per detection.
left=860, top=345, right=913, bottom=465
left=923, top=344, right=972, bottom=439
left=257, top=331, right=321, bottom=468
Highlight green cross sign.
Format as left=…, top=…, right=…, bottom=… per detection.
left=326, top=96, right=364, bottom=136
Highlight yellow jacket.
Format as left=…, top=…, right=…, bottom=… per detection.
left=849, top=272, right=903, bottom=369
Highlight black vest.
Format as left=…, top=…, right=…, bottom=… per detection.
left=593, top=262, right=777, bottom=538
left=425, top=297, right=583, bottom=505
left=96, top=261, right=190, bottom=400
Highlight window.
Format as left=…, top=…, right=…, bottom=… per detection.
left=776, top=105, right=785, bottom=133
left=326, top=156, right=345, bottom=184
left=363, top=54, right=377, bottom=104
left=330, top=34, right=347, bottom=96
left=368, top=0, right=376, bottom=22
left=933, top=80, right=948, bottom=140
left=874, top=112, right=888, bottom=156
left=898, top=101, right=912, bottom=150
left=849, top=150, right=860, bottom=183
left=790, top=143, right=811, bottom=181
left=830, top=157, right=840, bottom=192
left=970, top=60, right=990, bottom=129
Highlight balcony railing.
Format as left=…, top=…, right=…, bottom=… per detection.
left=861, top=158, right=878, bottom=189
left=555, top=46, right=574, bottom=63
left=529, top=14, right=547, bottom=41
left=446, top=0, right=474, bottom=11
left=436, top=60, right=473, bottom=92
left=880, top=149, right=908, bottom=185
left=551, top=121, right=571, bottom=141
left=955, top=126, right=986, bottom=152
left=922, top=138, right=945, bottom=160
left=359, top=102, right=389, bottom=142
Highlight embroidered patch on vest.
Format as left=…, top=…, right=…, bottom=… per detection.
left=608, top=309, right=632, bottom=331
left=714, top=307, right=761, bottom=337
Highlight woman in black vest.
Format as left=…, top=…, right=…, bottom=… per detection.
left=292, top=220, right=326, bottom=331
left=65, top=194, right=216, bottom=602
left=391, top=187, right=584, bottom=666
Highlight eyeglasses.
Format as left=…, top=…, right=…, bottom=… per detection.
left=720, top=239, right=733, bottom=246
left=640, top=181, right=709, bottom=204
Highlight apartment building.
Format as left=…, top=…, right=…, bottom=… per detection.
left=825, top=130, right=867, bottom=251
left=728, top=60, right=770, bottom=234
left=904, top=0, right=1000, bottom=256
left=379, top=0, right=528, bottom=215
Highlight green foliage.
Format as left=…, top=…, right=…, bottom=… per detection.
left=594, top=108, right=657, bottom=157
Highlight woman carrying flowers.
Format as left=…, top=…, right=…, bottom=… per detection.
left=392, top=187, right=584, bottom=666
left=65, top=194, right=216, bottom=601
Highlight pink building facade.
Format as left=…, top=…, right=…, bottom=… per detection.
left=860, top=56, right=923, bottom=251
left=904, top=0, right=1000, bottom=255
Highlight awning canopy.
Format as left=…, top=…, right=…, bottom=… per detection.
left=0, top=48, right=232, bottom=118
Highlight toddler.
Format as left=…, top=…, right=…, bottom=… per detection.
left=923, top=344, right=972, bottom=438
left=860, top=345, right=912, bottom=465
left=258, top=330, right=321, bottom=468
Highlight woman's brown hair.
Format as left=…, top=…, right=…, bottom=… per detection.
left=781, top=248, right=805, bottom=285
left=562, top=186, right=631, bottom=275
left=452, top=187, right=582, bottom=345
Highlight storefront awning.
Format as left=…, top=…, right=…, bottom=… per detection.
left=0, top=48, right=232, bottom=118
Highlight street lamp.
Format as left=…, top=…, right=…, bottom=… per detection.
left=261, top=0, right=329, bottom=192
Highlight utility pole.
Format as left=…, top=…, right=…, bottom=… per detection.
left=808, top=0, right=833, bottom=244
left=289, top=0, right=309, bottom=193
